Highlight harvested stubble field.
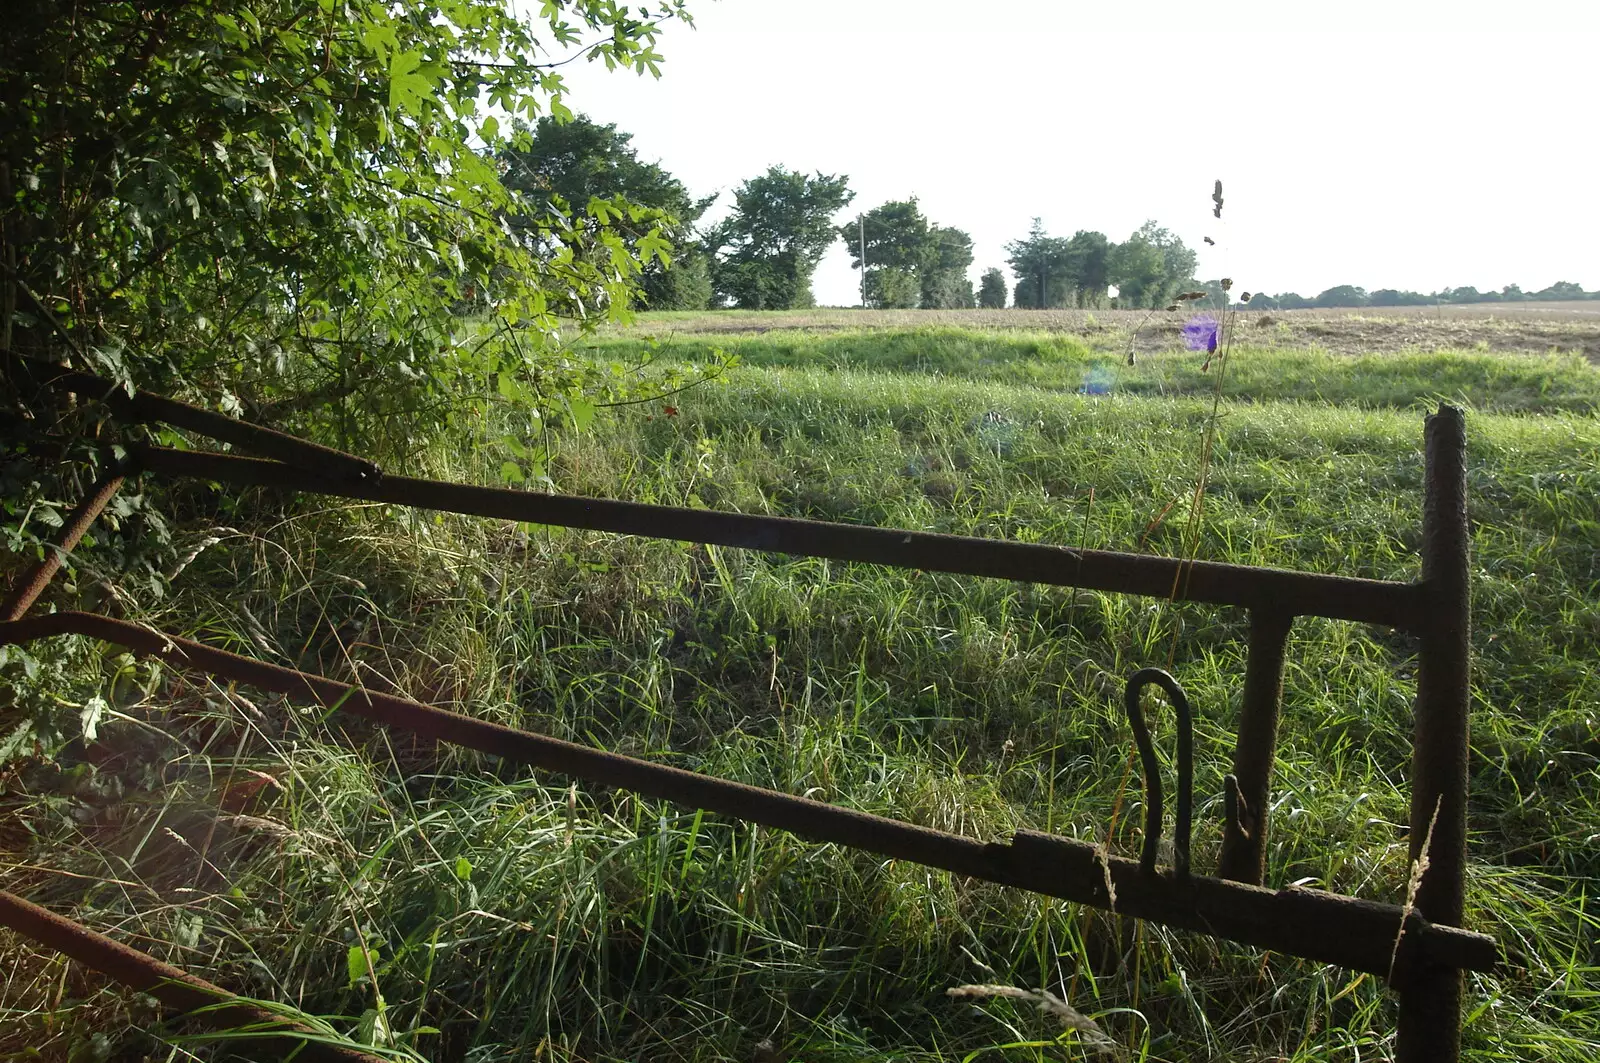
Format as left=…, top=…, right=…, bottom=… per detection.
left=632, top=305, right=1600, bottom=361
left=2, top=308, right=1597, bottom=1062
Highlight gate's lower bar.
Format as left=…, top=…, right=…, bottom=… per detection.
left=0, top=889, right=384, bottom=1063
left=1, top=611, right=1494, bottom=978
left=135, top=447, right=1422, bottom=631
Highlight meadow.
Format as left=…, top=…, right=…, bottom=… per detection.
left=2, top=309, right=1597, bottom=1061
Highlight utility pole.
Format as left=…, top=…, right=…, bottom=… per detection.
left=859, top=215, right=867, bottom=308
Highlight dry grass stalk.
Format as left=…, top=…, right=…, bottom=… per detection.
left=947, top=983, right=1125, bottom=1058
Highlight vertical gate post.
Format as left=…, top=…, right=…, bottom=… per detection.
left=1218, top=609, right=1292, bottom=884
left=1397, top=404, right=1471, bottom=1062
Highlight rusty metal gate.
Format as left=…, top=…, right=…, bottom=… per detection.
left=0, top=355, right=1493, bottom=1062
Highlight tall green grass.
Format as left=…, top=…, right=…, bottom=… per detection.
left=589, top=326, right=1600, bottom=413
left=3, top=335, right=1597, bottom=1061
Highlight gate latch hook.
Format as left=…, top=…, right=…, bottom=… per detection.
left=1124, top=667, right=1194, bottom=881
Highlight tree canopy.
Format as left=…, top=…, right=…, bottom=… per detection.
left=978, top=268, right=1009, bottom=309
left=839, top=199, right=972, bottom=309
left=3, top=0, right=690, bottom=451
left=500, top=114, right=712, bottom=310
left=919, top=226, right=976, bottom=309
left=1006, top=222, right=1120, bottom=309
left=1006, top=220, right=1075, bottom=309
left=708, top=166, right=853, bottom=309
left=1244, top=280, right=1597, bottom=310
left=1107, top=221, right=1197, bottom=309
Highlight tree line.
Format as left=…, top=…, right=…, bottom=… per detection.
left=505, top=114, right=1599, bottom=314
left=504, top=116, right=1205, bottom=312
left=1239, top=282, right=1599, bottom=310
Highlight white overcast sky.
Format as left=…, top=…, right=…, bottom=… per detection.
left=554, top=0, right=1600, bottom=306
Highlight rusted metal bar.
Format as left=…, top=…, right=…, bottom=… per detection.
left=135, top=447, right=1424, bottom=631
left=1397, top=405, right=1472, bottom=1062
left=1217, top=610, right=1293, bottom=884
left=1, top=469, right=125, bottom=622
left=0, top=890, right=384, bottom=1062
left=1124, top=668, right=1193, bottom=880
left=0, top=610, right=1497, bottom=977
left=2, top=352, right=378, bottom=483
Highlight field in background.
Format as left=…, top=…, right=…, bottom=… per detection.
left=627, top=305, right=1600, bottom=361
left=3, top=309, right=1598, bottom=1061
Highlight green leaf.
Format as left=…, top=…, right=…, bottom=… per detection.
left=388, top=50, right=432, bottom=116
left=454, top=856, right=472, bottom=881
left=346, top=944, right=370, bottom=987
left=497, top=373, right=527, bottom=404
left=566, top=396, right=596, bottom=433
left=636, top=228, right=673, bottom=268
left=499, top=461, right=525, bottom=484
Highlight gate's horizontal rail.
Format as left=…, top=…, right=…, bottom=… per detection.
left=0, top=889, right=384, bottom=1063
left=136, top=447, right=1423, bottom=631
left=0, top=610, right=1495, bottom=976
left=2, top=352, right=378, bottom=483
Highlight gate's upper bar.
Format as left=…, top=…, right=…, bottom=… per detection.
left=137, top=446, right=1422, bottom=631
left=2, top=353, right=378, bottom=483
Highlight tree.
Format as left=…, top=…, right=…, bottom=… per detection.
left=501, top=115, right=712, bottom=310
left=1534, top=280, right=1588, bottom=300
left=1276, top=292, right=1313, bottom=309
left=1108, top=221, right=1197, bottom=309
left=920, top=226, right=975, bottom=309
left=865, top=268, right=920, bottom=310
left=978, top=268, right=1008, bottom=309
left=839, top=200, right=972, bottom=308
left=2, top=0, right=688, bottom=448
left=708, top=166, right=853, bottom=309
left=1312, top=285, right=1370, bottom=308
left=1063, top=230, right=1112, bottom=306
left=840, top=199, right=929, bottom=308
left=1194, top=279, right=1255, bottom=309
left=1006, top=219, right=1075, bottom=309
left=1370, top=289, right=1428, bottom=306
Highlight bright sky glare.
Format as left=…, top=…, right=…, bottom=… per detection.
left=557, top=0, right=1600, bottom=306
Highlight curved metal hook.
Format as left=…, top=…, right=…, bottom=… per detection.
left=1124, top=667, right=1193, bottom=880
